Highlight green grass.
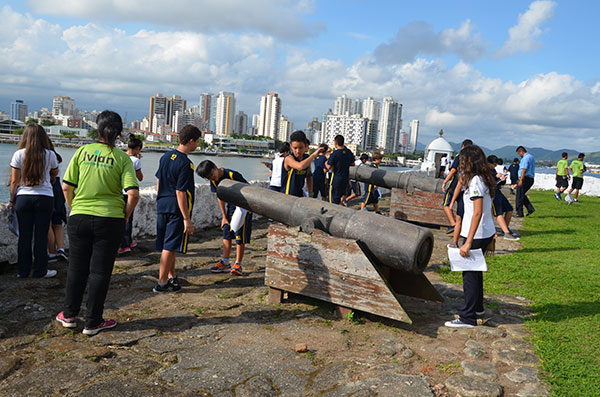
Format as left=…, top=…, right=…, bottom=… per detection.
left=439, top=191, right=600, bottom=396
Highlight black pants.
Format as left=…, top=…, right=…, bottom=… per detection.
left=63, top=214, right=125, bottom=328
left=120, top=195, right=134, bottom=248
left=15, top=195, right=54, bottom=277
left=459, top=236, right=494, bottom=325
left=515, top=176, right=535, bottom=215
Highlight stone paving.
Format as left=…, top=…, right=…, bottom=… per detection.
left=0, top=197, right=550, bottom=396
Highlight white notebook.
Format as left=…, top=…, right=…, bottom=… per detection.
left=448, top=247, right=487, bottom=271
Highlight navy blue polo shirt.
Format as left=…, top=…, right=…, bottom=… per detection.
left=156, top=149, right=195, bottom=215
left=327, top=147, right=355, bottom=188
left=313, top=155, right=327, bottom=182
left=210, top=168, right=248, bottom=193
left=281, top=153, right=311, bottom=197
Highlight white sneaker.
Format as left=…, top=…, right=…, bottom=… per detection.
left=444, top=319, right=475, bottom=328
left=44, top=269, right=57, bottom=278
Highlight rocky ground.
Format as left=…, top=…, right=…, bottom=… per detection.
left=0, top=197, right=549, bottom=396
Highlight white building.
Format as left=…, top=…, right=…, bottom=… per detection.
left=362, top=97, right=380, bottom=121
left=323, top=114, right=367, bottom=150
left=234, top=111, right=249, bottom=135
left=258, top=93, right=281, bottom=138
left=199, top=93, right=217, bottom=132
left=333, top=94, right=352, bottom=115
left=250, top=114, right=260, bottom=136
left=152, top=114, right=166, bottom=134
left=52, top=96, right=75, bottom=117
left=278, top=115, right=294, bottom=142
left=43, top=125, right=87, bottom=138
left=378, top=97, right=402, bottom=153
left=11, top=100, right=27, bottom=121
left=215, top=91, right=236, bottom=136
left=421, top=129, right=454, bottom=174
left=173, top=107, right=202, bottom=133
left=409, top=120, right=419, bottom=154
left=169, top=95, right=187, bottom=128
left=351, top=98, right=362, bottom=115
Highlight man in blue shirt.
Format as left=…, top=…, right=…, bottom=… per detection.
left=326, top=135, right=355, bottom=205
left=515, top=146, right=535, bottom=217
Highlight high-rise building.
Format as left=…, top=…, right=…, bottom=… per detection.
left=149, top=93, right=186, bottom=133
left=323, top=114, right=368, bottom=150
left=333, top=94, right=352, bottom=115
left=278, top=115, right=294, bottom=142
left=258, top=93, right=281, bottom=139
left=410, top=120, right=419, bottom=154
left=11, top=100, right=28, bottom=121
left=250, top=114, right=260, bottom=136
left=234, top=111, right=249, bottom=135
left=170, top=95, right=187, bottom=127
left=149, top=93, right=167, bottom=133
left=199, top=93, right=217, bottom=132
left=365, top=119, right=379, bottom=151
left=152, top=114, right=166, bottom=134
left=362, top=97, right=380, bottom=121
left=215, top=91, right=236, bottom=136
left=52, top=96, right=75, bottom=117
left=173, top=106, right=202, bottom=133
left=378, top=97, right=402, bottom=153
left=351, top=98, right=362, bottom=116
left=401, top=131, right=408, bottom=153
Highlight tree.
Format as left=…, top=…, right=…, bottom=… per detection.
left=14, top=128, right=24, bottom=135
left=197, top=139, right=209, bottom=150
left=25, top=118, right=38, bottom=125
left=41, top=120, right=55, bottom=126
left=60, top=130, right=78, bottom=141
left=87, top=129, right=98, bottom=140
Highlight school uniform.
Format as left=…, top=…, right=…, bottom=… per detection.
left=280, top=153, right=312, bottom=197
left=490, top=169, right=513, bottom=216
left=362, top=162, right=379, bottom=205
left=312, top=155, right=328, bottom=199
left=570, top=159, right=585, bottom=190
left=327, top=147, right=355, bottom=204
left=269, top=153, right=285, bottom=192
left=155, top=149, right=195, bottom=254
left=459, top=175, right=496, bottom=326
left=555, top=159, right=569, bottom=189
left=211, top=169, right=252, bottom=245
left=121, top=154, right=142, bottom=249
left=443, top=155, right=462, bottom=210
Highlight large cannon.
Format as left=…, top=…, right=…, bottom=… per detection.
left=217, top=180, right=443, bottom=323
left=349, top=166, right=454, bottom=227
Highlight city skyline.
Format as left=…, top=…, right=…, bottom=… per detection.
left=1, top=1, right=600, bottom=151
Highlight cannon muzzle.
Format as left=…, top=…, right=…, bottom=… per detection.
left=349, top=166, right=445, bottom=194
left=216, top=180, right=434, bottom=274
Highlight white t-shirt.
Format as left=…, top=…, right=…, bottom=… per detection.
left=10, top=148, right=59, bottom=197
left=122, top=154, right=142, bottom=194
left=460, top=175, right=496, bottom=239
left=270, top=153, right=284, bottom=188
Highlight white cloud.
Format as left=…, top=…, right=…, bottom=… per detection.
left=26, top=0, right=325, bottom=41
left=374, top=20, right=487, bottom=64
left=495, top=0, right=556, bottom=58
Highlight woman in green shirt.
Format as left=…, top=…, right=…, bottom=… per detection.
left=55, top=111, right=140, bottom=335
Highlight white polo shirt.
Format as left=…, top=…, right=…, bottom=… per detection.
left=460, top=175, right=496, bottom=239
left=10, top=148, right=59, bottom=197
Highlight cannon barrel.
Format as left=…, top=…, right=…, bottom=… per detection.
left=349, top=166, right=445, bottom=194
left=216, top=180, right=434, bottom=274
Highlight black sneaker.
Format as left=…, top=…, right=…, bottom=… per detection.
left=168, top=276, right=181, bottom=290
left=152, top=279, right=181, bottom=293
left=496, top=231, right=505, bottom=237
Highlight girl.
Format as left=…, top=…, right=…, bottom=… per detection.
left=47, top=140, right=68, bottom=263
left=445, top=145, right=496, bottom=328
left=9, top=124, right=59, bottom=278
left=118, top=134, right=144, bottom=254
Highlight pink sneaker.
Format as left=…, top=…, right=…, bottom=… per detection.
left=56, top=311, right=77, bottom=328
left=117, top=247, right=131, bottom=255
left=82, top=319, right=117, bottom=335
left=129, top=242, right=138, bottom=248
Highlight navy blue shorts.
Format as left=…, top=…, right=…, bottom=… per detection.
left=313, top=178, right=328, bottom=199
left=156, top=213, right=189, bottom=253
left=442, top=185, right=456, bottom=207
left=456, top=192, right=464, bottom=218
left=492, top=191, right=513, bottom=217
left=350, top=180, right=361, bottom=196
left=223, top=204, right=252, bottom=244
left=329, top=183, right=347, bottom=204
left=362, top=184, right=379, bottom=205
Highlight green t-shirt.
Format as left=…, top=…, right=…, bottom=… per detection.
left=570, top=160, right=584, bottom=178
left=63, top=143, right=139, bottom=218
left=556, top=159, right=569, bottom=176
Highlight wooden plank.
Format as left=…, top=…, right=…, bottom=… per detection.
left=390, top=189, right=453, bottom=226
left=268, top=287, right=283, bottom=304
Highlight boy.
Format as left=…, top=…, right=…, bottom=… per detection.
left=197, top=160, right=252, bottom=275
left=281, top=130, right=323, bottom=197
left=326, top=135, right=355, bottom=205
left=360, top=152, right=382, bottom=213
left=312, top=144, right=329, bottom=201
left=442, top=139, right=472, bottom=234
left=554, top=152, right=570, bottom=201
left=567, top=153, right=586, bottom=203
left=154, top=125, right=201, bottom=292
left=344, top=153, right=368, bottom=205
left=508, top=158, right=520, bottom=195
left=488, top=156, right=519, bottom=241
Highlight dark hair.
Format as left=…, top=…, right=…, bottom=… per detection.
left=487, top=155, right=498, bottom=164
left=96, top=110, right=123, bottom=147
left=360, top=153, right=369, bottom=162
left=513, top=157, right=519, bottom=163
left=459, top=145, right=496, bottom=198
left=290, top=130, right=309, bottom=145
left=179, top=124, right=202, bottom=145
left=318, top=143, right=329, bottom=152
left=278, top=142, right=290, bottom=154
left=46, top=138, right=63, bottom=163
left=461, top=139, right=473, bottom=148
left=334, top=135, right=344, bottom=146
left=516, top=145, right=526, bottom=153
left=372, top=152, right=383, bottom=161
left=128, top=133, right=143, bottom=150
left=18, top=123, right=52, bottom=186
left=561, top=152, right=568, bottom=158
left=578, top=153, right=585, bottom=159
left=196, top=159, right=216, bottom=178
left=496, top=158, right=503, bottom=165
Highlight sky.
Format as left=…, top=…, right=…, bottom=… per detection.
left=1, top=0, right=600, bottom=151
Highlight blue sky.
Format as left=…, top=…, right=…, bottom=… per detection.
left=1, top=0, right=599, bottom=151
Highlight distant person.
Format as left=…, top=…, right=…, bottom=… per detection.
left=508, top=158, right=520, bottom=195
left=566, top=153, right=586, bottom=203
left=312, top=144, right=329, bottom=201
left=197, top=160, right=252, bottom=276
left=442, top=139, right=473, bottom=234
left=554, top=152, right=570, bottom=201
left=281, top=131, right=322, bottom=197
left=326, top=135, right=355, bottom=204
left=119, top=134, right=144, bottom=254
left=439, top=154, right=448, bottom=178
left=153, top=125, right=201, bottom=292
left=487, top=156, right=519, bottom=241
left=9, top=123, right=59, bottom=278
left=47, top=140, right=68, bottom=263
left=445, top=145, right=496, bottom=328
left=494, top=158, right=507, bottom=186
left=56, top=111, right=139, bottom=335
left=360, top=152, right=382, bottom=213
left=264, top=142, right=289, bottom=192
left=344, top=153, right=368, bottom=205
left=514, top=146, right=535, bottom=217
